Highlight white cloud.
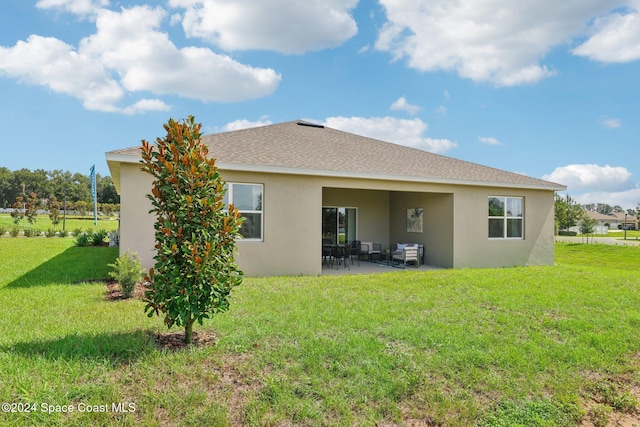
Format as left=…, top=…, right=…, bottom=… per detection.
left=0, top=35, right=124, bottom=112
left=0, top=5, right=281, bottom=113
left=168, top=0, right=358, bottom=54
left=436, top=105, right=448, bottom=115
left=572, top=8, right=640, bottom=62
left=390, top=97, right=420, bottom=115
left=36, top=0, right=109, bottom=16
left=222, top=118, right=273, bottom=132
left=600, top=116, right=622, bottom=128
left=478, top=136, right=501, bottom=146
left=374, top=0, right=632, bottom=86
left=543, top=164, right=633, bottom=192
left=122, top=98, right=171, bottom=115
left=323, top=116, right=457, bottom=153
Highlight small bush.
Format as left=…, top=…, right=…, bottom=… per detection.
left=75, top=231, right=93, bottom=247
left=558, top=230, right=577, bottom=236
left=23, top=228, right=39, bottom=237
left=58, top=229, right=69, bottom=238
left=0, top=227, right=6, bottom=237
left=9, top=227, right=20, bottom=237
left=108, top=251, right=143, bottom=298
left=91, top=229, right=109, bottom=246
left=45, top=229, right=57, bottom=238
left=73, top=228, right=83, bottom=236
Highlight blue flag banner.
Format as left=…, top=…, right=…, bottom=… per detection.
left=90, top=164, right=97, bottom=226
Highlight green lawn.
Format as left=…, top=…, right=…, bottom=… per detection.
left=1, top=240, right=639, bottom=426
left=0, top=213, right=118, bottom=235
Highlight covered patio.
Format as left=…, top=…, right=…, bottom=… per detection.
left=322, top=186, right=455, bottom=274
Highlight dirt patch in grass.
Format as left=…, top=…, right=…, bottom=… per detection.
left=146, top=347, right=258, bottom=425
left=580, top=358, right=640, bottom=427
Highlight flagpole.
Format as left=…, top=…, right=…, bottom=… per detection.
left=90, top=165, right=97, bottom=227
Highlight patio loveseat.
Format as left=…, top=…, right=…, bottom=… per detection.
left=391, top=243, right=421, bottom=268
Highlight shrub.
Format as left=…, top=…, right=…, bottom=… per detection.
left=75, top=231, right=93, bottom=247
left=23, top=228, right=38, bottom=237
left=58, top=229, right=69, bottom=238
left=9, top=227, right=20, bottom=237
left=108, top=251, right=143, bottom=298
left=91, top=229, right=109, bottom=246
left=73, top=228, right=83, bottom=236
left=0, top=227, right=6, bottom=237
left=558, top=230, right=577, bottom=236
left=45, top=229, right=57, bottom=238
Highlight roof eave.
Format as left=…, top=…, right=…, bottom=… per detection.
left=104, top=152, right=566, bottom=192
left=216, top=162, right=567, bottom=191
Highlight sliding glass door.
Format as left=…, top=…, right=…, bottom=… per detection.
left=322, top=207, right=357, bottom=244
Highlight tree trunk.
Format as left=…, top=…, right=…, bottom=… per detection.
left=184, top=317, right=195, bottom=344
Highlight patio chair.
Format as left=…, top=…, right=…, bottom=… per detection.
left=322, top=241, right=332, bottom=267
left=359, top=241, right=381, bottom=262
left=348, top=240, right=361, bottom=266
left=330, top=244, right=350, bottom=270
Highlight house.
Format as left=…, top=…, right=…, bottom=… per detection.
left=608, top=212, right=637, bottom=230
left=106, top=120, right=566, bottom=276
left=584, top=210, right=638, bottom=230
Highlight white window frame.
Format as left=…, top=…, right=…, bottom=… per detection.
left=225, top=183, right=264, bottom=242
left=488, top=196, right=524, bottom=240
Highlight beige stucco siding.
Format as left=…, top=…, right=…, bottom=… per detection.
left=222, top=170, right=321, bottom=276
left=115, top=161, right=557, bottom=276
left=389, top=191, right=454, bottom=268
left=451, top=187, right=556, bottom=268
left=118, top=163, right=155, bottom=269
left=118, top=165, right=323, bottom=276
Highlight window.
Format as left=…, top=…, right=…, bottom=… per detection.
left=224, top=183, right=263, bottom=240
left=488, top=197, right=523, bottom=239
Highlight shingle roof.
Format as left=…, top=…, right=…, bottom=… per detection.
left=107, top=120, right=565, bottom=191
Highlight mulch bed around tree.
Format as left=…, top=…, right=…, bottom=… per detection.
left=104, top=280, right=147, bottom=301
left=152, top=330, right=219, bottom=350
left=104, top=281, right=218, bottom=350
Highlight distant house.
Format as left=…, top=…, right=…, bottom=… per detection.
left=106, top=120, right=565, bottom=276
left=584, top=210, right=637, bottom=230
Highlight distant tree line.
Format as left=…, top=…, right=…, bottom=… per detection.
left=0, top=167, right=119, bottom=209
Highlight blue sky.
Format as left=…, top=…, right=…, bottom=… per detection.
left=1, top=0, right=640, bottom=209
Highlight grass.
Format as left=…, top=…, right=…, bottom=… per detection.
left=0, top=213, right=118, bottom=235
left=1, top=240, right=639, bottom=426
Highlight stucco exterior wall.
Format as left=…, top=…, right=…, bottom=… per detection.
left=117, top=164, right=323, bottom=276
left=451, top=186, right=556, bottom=268
left=222, top=170, right=321, bottom=276
left=115, top=162, right=557, bottom=276
left=118, top=163, right=155, bottom=270
left=389, top=192, right=454, bottom=268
